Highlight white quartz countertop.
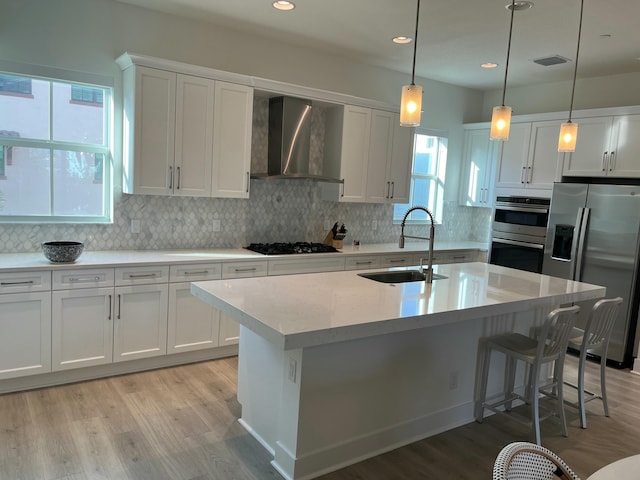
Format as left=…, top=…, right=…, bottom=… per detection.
left=191, top=262, right=606, bottom=350
left=0, top=241, right=487, bottom=272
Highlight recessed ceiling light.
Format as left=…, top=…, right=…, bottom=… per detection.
left=481, top=62, right=499, bottom=69
left=273, top=1, right=295, bottom=11
left=505, top=1, right=534, bottom=11
left=393, top=36, right=412, bottom=44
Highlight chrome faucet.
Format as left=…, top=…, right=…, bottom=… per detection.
left=399, top=206, right=435, bottom=283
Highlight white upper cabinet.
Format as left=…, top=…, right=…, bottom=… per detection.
left=323, top=106, right=412, bottom=203
left=563, top=115, right=640, bottom=178
left=460, top=126, right=497, bottom=207
left=121, top=65, right=252, bottom=198
left=211, top=82, right=253, bottom=198
left=495, top=121, right=562, bottom=195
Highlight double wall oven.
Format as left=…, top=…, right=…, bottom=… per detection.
left=489, top=196, right=551, bottom=273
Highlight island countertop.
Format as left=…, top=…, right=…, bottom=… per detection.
left=191, top=262, right=606, bottom=350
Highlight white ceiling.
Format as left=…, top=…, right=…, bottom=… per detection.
left=114, top=0, right=640, bottom=91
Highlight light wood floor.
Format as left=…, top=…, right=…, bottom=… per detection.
left=1, top=353, right=639, bottom=479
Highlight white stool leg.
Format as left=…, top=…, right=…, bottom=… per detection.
left=475, top=340, right=492, bottom=423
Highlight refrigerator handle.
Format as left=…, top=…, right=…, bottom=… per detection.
left=574, top=207, right=590, bottom=280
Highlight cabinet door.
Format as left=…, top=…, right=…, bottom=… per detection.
left=608, top=115, right=640, bottom=177
left=168, top=282, right=220, bottom=354
left=218, top=312, right=240, bottom=346
left=211, top=81, right=253, bottom=198
left=562, top=116, right=613, bottom=177
left=113, top=284, right=169, bottom=362
left=0, top=292, right=51, bottom=380
left=495, top=123, right=531, bottom=189
left=388, top=115, right=413, bottom=204
left=130, top=66, right=176, bottom=195
left=526, top=120, right=563, bottom=190
left=174, top=74, right=215, bottom=197
left=461, top=128, right=494, bottom=206
left=52, top=288, right=113, bottom=370
left=365, top=109, right=394, bottom=202
left=340, top=106, right=371, bottom=202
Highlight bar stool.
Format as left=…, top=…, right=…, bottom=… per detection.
left=493, top=441, right=581, bottom=480
left=475, top=304, right=580, bottom=445
left=564, top=297, right=623, bottom=429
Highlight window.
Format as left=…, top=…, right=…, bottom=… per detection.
left=393, top=129, right=447, bottom=224
left=0, top=74, right=32, bottom=95
left=0, top=72, right=111, bottom=222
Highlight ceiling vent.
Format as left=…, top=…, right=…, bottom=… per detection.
left=532, top=55, right=571, bottom=66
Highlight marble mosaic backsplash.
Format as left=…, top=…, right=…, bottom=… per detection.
left=0, top=180, right=490, bottom=253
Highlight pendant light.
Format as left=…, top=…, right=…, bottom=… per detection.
left=490, top=0, right=517, bottom=141
left=400, top=0, right=422, bottom=127
left=558, top=0, right=584, bottom=152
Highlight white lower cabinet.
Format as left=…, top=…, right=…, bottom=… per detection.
left=52, top=287, right=114, bottom=370
left=167, top=263, right=223, bottom=354
left=0, top=291, right=51, bottom=380
left=113, top=283, right=169, bottom=362
left=218, top=313, right=240, bottom=347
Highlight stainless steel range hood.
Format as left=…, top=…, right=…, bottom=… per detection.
left=252, top=96, right=343, bottom=183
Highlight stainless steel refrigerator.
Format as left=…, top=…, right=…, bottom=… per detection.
left=542, top=183, right=640, bottom=366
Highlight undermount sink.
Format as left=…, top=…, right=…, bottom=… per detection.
left=357, top=270, right=448, bottom=284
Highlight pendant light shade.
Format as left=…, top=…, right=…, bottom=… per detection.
left=558, top=121, right=579, bottom=152
left=490, top=0, right=517, bottom=141
left=490, top=105, right=512, bottom=140
left=558, top=0, right=584, bottom=152
left=400, top=84, right=423, bottom=126
left=400, top=0, right=422, bottom=127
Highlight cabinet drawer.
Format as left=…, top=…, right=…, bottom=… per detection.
left=169, top=263, right=222, bottom=282
left=115, top=265, right=170, bottom=286
left=222, top=261, right=268, bottom=279
left=432, top=250, right=476, bottom=264
left=379, top=254, right=419, bottom=268
left=345, top=256, right=382, bottom=270
left=0, top=271, right=51, bottom=294
left=268, top=256, right=345, bottom=276
left=53, top=268, right=115, bottom=290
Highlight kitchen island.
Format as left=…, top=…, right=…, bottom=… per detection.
left=192, top=262, right=605, bottom=480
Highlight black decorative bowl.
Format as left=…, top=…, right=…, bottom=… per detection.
left=42, top=241, right=84, bottom=263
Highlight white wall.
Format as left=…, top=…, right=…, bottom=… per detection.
left=481, top=71, right=640, bottom=119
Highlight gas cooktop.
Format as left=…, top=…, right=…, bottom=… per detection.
left=245, top=242, right=340, bottom=255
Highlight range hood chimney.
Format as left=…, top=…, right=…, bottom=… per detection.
left=253, top=96, right=342, bottom=183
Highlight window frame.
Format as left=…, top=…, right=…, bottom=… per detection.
left=393, top=128, right=448, bottom=225
left=0, top=69, right=113, bottom=224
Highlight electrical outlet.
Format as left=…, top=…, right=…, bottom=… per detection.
left=212, top=219, right=221, bottom=232
left=288, top=357, right=297, bottom=383
left=372, top=220, right=378, bottom=230
left=449, top=371, right=459, bottom=390
left=130, top=219, right=141, bottom=234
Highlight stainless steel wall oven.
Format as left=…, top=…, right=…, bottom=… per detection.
left=489, top=196, right=551, bottom=273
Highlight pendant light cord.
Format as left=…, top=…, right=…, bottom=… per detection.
left=567, top=0, right=584, bottom=123
left=501, top=0, right=516, bottom=106
left=410, top=0, right=421, bottom=85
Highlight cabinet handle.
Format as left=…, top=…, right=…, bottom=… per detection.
left=246, top=171, right=250, bottom=193
left=602, top=152, right=608, bottom=171
left=355, top=261, right=373, bottom=265
left=108, top=294, right=112, bottom=321
left=453, top=255, right=467, bottom=260
left=0, top=280, right=35, bottom=286
left=182, top=270, right=209, bottom=276
left=69, top=276, right=101, bottom=283
left=127, top=273, right=157, bottom=279
left=117, top=294, right=121, bottom=320
left=234, top=267, right=257, bottom=273
left=176, top=166, right=181, bottom=190
left=527, top=166, right=532, bottom=184
left=520, top=166, right=526, bottom=184
left=169, top=166, right=173, bottom=189
left=389, top=259, right=406, bottom=263
left=609, top=151, right=615, bottom=171
left=386, top=181, right=391, bottom=199
left=390, top=181, right=395, bottom=199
